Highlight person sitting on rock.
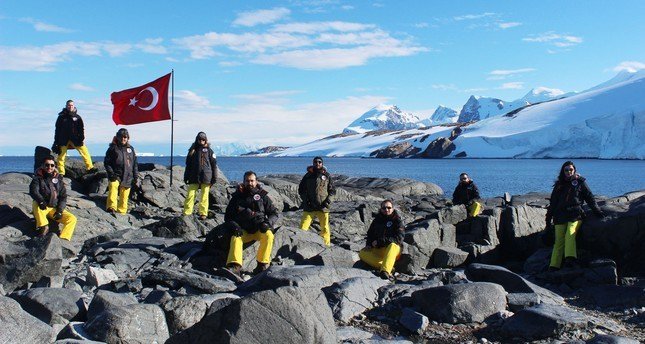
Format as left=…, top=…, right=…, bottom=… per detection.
left=183, top=132, right=217, bottom=220
left=452, top=172, right=482, bottom=217
left=52, top=99, right=95, bottom=176
left=359, top=200, right=405, bottom=280
left=298, top=156, right=336, bottom=246
left=224, top=171, right=279, bottom=276
left=29, top=155, right=77, bottom=240
left=104, top=128, right=139, bottom=215
left=546, top=161, right=605, bottom=270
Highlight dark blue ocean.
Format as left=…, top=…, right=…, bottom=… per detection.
left=1, top=156, right=643, bottom=198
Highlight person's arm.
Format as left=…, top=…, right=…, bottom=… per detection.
left=132, top=146, right=139, bottom=187
left=209, top=149, right=217, bottom=185
left=298, top=174, right=307, bottom=200
left=394, top=218, right=405, bottom=245
left=452, top=186, right=459, bottom=204
left=183, top=153, right=191, bottom=183
left=263, top=195, right=279, bottom=228
left=78, top=116, right=85, bottom=144
left=56, top=180, right=67, bottom=212
left=224, top=194, right=238, bottom=223
left=365, top=219, right=378, bottom=247
left=29, top=178, right=45, bottom=204
left=472, top=183, right=481, bottom=200
left=53, top=116, right=62, bottom=149
left=546, top=185, right=558, bottom=224
left=104, top=147, right=116, bottom=181
left=581, top=180, right=604, bottom=217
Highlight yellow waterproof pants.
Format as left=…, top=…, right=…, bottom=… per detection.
left=56, top=141, right=94, bottom=175
left=359, top=243, right=401, bottom=274
left=183, top=183, right=210, bottom=216
left=107, top=180, right=131, bottom=214
left=467, top=201, right=482, bottom=217
left=300, top=211, right=331, bottom=246
left=549, top=220, right=581, bottom=268
left=227, top=229, right=274, bottom=266
left=32, top=201, right=77, bottom=240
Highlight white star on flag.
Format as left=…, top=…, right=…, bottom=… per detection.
left=129, top=97, right=138, bottom=106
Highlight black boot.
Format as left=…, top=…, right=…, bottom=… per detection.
left=37, top=225, right=49, bottom=237
left=252, top=262, right=269, bottom=275
left=563, top=257, right=580, bottom=269
left=226, top=263, right=242, bottom=277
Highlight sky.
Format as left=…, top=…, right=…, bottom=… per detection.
left=1, top=0, right=644, bottom=155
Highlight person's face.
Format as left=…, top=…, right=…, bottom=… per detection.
left=66, top=102, right=75, bottom=112
left=43, top=160, right=56, bottom=173
left=244, top=174, right=257, bottom=189
left=198, top=138, right=206, bottom=145
left=380, top=202, right=394, bottom=216
left=313, top=159, right=323, bottom=168
left=120, top=136, right=129, bottom=145
left=563, top=165, right=575, bottom=178
left=460, top=175, right=470, bottom=183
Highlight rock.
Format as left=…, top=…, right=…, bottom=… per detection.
left=167, top=286, right=336, bottom=344
left=204, top=293, right=241, bottom=315
left=306, top=246, right=359, bottom=268
left=0, top=295, right=56, bottom=343
left=86, top=266, right=119, bottom=287
left=237, top=265, right=375, bottom=293
left=500, top=204, right=547, bottom=259
left=412, top=282, right=507, bottom=324
left=0, top=234, right=63, bottom=293
left=434, top=205, right=468, bottom=225
left=581, top=285, right=645, bottom=308
left=86, top=290, right=138, bottom=322
left=57, top=321, right=97, bottom=342
left=336, top=326, right=375, bottom=341
left=399, top=307, right=429, bottom=334
left=162, top=295, right=211, bottom=335
left=145, top=215, right=210, bottom=241
left=433, top=246, right=468, bottom=268
left=507, top=293, right=541, bottom=311
left=84, top=304, right=169, bottom=344
left=398, top=219, right=443, bottom=274
left=333, top=176, right=442, bottom=199
left=324, top=277, right=389, bottom=322
left=9, top=287, right=85, bottom=326
left=501, top=303, right=590, bottom=340
left=586, top=334, right=640, bottom=344
left=141, top=267, right=236, bottom=294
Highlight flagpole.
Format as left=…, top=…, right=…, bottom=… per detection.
left=170, top=69, right=174, bottom=186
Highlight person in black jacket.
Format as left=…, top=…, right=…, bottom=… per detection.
left=29, top=155, right=77, bottom=240
left=298, top=156, right=336, bottom=246
left=104, top=128, right=139, bottom=214
left=182, top=132, right=217, bottom=220
left=359, top=200, right=405, bottom=280
left=224, top=171, right=279, bottom=276
left=452, top=172, right=482, bottom=217
left=52, top=100, right=95, bottom=176
left=546, top=161, right=605, bottom=270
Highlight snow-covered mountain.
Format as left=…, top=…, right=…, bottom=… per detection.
left=521, top=87, right=575, bottom=104
left=211, top=142, right=258, bottom=156
left=343, top=104, right=421, bottom=134
left=419, top=105, right=459, bottom=126
left=584, top=69, right=645, bottom=93
left=457, top=96, right=529, bottom=123
left=273, top=70, right=645, bottom=159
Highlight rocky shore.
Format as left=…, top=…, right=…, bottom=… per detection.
left=1, top=157, right=643, bottom=343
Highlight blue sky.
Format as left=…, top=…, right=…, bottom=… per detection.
left=1, top=0, right=644, bottom=155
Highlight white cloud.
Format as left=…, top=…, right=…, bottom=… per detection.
left=612, top=61, right=645, bottom=73
left=499, top=82, right=524, bottom=90
left=341, top=5, right=354, bottom=10
left=233, top=7, right=290, bottom=27
left=135, top=38, right=167, bottom=54
left=487, top=68, right=535, bottom=80
left=69, top=83, right=94, bottom=92
left=20, top=18, right=73, bottom=33
left=431, top=84, right=458, bottom=91
left=175, top=90, right=217, bottom=110
left=414, top=22, right=429, bottom=28
left=271, top=21, right=375, bottom=34
left=172, top=32, right=311, bottom=58
left=453, top=12, right=496, bottom=21
left=498, top=22, right=521, bottom=29
left=523, top=32, right=583, bottom=47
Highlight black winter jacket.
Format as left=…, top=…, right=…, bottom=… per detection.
left=547, top=175, right=602, bottom=224
left=452, top=181, right=480, bottom=206
left=104, top=137, right=139, bottom=186
left=184, top=143, right=217, bottom=185
left=298, top=166, right=335, bottom=212
left=54, top=108, right=85, bottom=147
left=29, top=168, right=67, bottom=212
left=224, top=184, right=279, bottom=233
left=366, top=210, right=405, bottom=247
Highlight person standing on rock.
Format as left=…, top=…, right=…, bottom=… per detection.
left=298, top=156, right=336, bottom=246
left=452, top=172, right=482, bottom=217
left=52, top=99, right=95, bottom=176
left=546, top=161, right=605, bottom=270
left=29, top=155, right=77, bottom=240
left=224, top=171, right=279, bottom=276
left=183, top=132, right=217, bottom=220
left=359, top=200, right=405, bottom=280
left=104, top=128, right=139, bottom=215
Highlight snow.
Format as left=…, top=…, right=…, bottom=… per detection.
left=521, top=87, right=574, bottom=104
left=343, top=104, right=422, bottom=134
left=456, top=95, right=530, bottom=122
left=420, top=105, right=458, bottom=126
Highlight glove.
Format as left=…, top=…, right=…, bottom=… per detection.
left=239, top=207, right=255, bottom=218
left=109, top=176, right=118, bottom=182
left=38, top=202, right=47, bottom=210
left=229, top=222, right=243, bottom=237
left=51, top=144, right=61, bottom=155
left=53, top=211, right=63, bottom=220
left=259, top=221, right=271, bottom=233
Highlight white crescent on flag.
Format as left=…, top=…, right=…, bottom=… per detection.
left=137, top=87, right=159, bottom=111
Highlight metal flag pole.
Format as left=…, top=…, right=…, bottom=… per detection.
left=170, top=69, right=174, bottom=186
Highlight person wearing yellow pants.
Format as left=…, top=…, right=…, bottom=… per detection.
left=546, top=161, right=605, bottom=270
left=452, top=172, right=482, bottom=217
left=224, top=171, right=279, bottom=276
left=298, top=157, right=335, bottom=246
left=183, top=132, right=217, bottom=220
left=29, top=155, right=77, bottom=240
left=359, top=200, right=405, bottom=280
left=104, top=129, right=139, bottom=214
left=51, top=100, right=95, bottom=176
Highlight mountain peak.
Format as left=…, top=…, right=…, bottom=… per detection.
left=343, top=104, right=421, bottom=134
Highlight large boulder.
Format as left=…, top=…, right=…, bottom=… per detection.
left=141, top=267, right=236, bottom=294
left=398, top=219, right=443, bottom=274
left=324, top=277, right=390, bottom=322
left=86, top=290, right=138, bottom=322
left=412, top=282, right=507, bottom=324
left=9, top=287, right=85, bottom=326
left=167, top=286, right=337, bottom=344
left=0, top=295, right=56, bottom=343
left=0, top=234, right=63, bottom=293
left=162, top=295, right=211, bottom=335
left=333, top=176, right=442, bottom=200
left=500, top=204, right=547, bottom=259
left=84, top=304, right=170, bottom=343
left=501, top=303, right=590, bottom=340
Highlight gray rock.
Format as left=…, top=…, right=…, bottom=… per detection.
left=435, top=205, right=468, bottom=225
left=141, top=267, right=236, bottom=294
left=501, top=303, right=590, bottom=340
left=507, top=293, right=541, bottom=311
left=57, top=321, right=97, bottom=341
left=145, top=215, right=210, bottom=241
left=0, top=295, right=56, bottom=343
left=167, top=286, right=336, bottom=344
left=86, top=266, right=119, bottom=287
left=398, top=219, right=442, bottom=274
left=433, top=246, right=468, bottom=268
left=84, top=304, right=169, bottom=344
left=333, top=176, right=442, bottom=199
left=325, top=276, right=389, bottom=322
left=306, top=245, right=359, bottom=268
left=336, top=326, right=375, bottom=341
left=87, top=290, right=138, bottom=322
left=162, top=295, right=210, bottom=335
left=204, top=293, right=241, bottom=315
left=586, top=334, right=640, bottom=344
left=412, top=282, right=507, bottom=324
left=500, top=204, right=547, bottom=259
left=0, top=234, right=63, bottom=293
left=581, top=285, right=645, bottom=308
left=10, top=287, right=85, bottom=326
left=399, top=307, right=429, bottom=334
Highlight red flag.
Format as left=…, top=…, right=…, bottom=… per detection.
left=111, top=73, right=171, bottom=125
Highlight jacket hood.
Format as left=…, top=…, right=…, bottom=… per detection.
left=58, top=108, right=77, bottom=116
left=376, top=209, right=399, bottom=220
left=35, top=167, right=59, bottom=178
left=307, top=165, right=328, bottom=174
left=236, top=183, right=266, bottom=195
left=110, top=136, right=132, bottom=147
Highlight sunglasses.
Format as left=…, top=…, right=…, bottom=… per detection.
left=314, top=160, right=323, bottom=164
left=381, top=206, right=393, bottom=209
left=460, top=177, right=468, bottom=181
left=44, top=163, right=55, bottom=167
left=564, top=168, right=574, bottom=172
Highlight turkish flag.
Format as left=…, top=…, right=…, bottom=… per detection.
left=111, top=73, right=171, bottom=125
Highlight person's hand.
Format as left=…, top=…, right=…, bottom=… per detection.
left=230, top=222, right=243, bottom=237
left=38, top=202, right=47, bottom=210
left=53, top=211, right=63, bottom=220
left=259, top=222, right=271, bottom=233
left=371, top=240, right=378, bottom=247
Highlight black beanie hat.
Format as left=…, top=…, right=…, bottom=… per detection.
left=196, top=132, right=208, bottom=141
left=313, top=156, right=323, bottom=163
left=116, top=128, right=129, bottom=139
